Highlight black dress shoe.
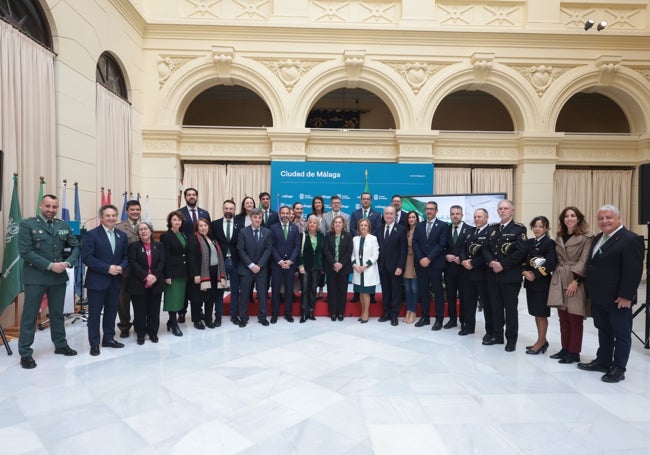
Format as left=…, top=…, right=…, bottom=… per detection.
left=391, top=317, right=398, bottom=326
left=558, top=352, right=580, bottom=364
left=308, top=313, right=316, bottom=321
left=90, top=346, right=100, bottom=356
left=101, top=339, right=125, bottom=348
left=601, top=367, right=626, bottom=383
left=331, top=315, right=337, bottom=321
left=337, top=315, right=344, bottom=321
left=137, top=337, right=145, bottom=345
left=482, top=336, right=504, bottom=346
left=300, top=316, right=306, bottom=323
left=239, top=320, right=247, bottom=328
left=443, top=321, right=457, bottom=329
left=350, top=295, right=360, bottom=303
left=178, top=313, right=186, bottom=323
left=549, top=348, right=568, bottom=360
left=505, top=342, right=516, bottom=352
left=54, top=345, right=78, bottom=356
left=285, top=315, right=294, bottom=323
left=259, top=318, right=269, bottom=326
left=215, top=317, right=222, bottom=327
left=168, top=323, right=183, bottom=337
left=370, top=296, right=377, bottom=303
left=431, top=321, right=443, bottom=331
left=230, top=315, right=241, bottom=325
left=270, top=316, right=278, bottom=324
left=149, top=335, right=159, bottom=343
left=482, top=333, right=492, bottom=343
left=205, top=321, right=216, bottom=329
left=414, top=317, right=430, bottom=327
left=458, top=329, right=474, bottom=336
left=577, top=359, right=609, bottom=373
left=119, top=330, right=130, bottom=338
left=193, top=321, right=205, bottom=330
left=378, top=315, right=390, bottom=322
left=20, top=356, right=37, bottom=369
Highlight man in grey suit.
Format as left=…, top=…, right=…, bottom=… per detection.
left=237, top=208, right=273, bottom=327
left=18, top=195, right=80, bottom=369
left=115, top=199, right=141, bottom=337
left=322, top=195, right=350, bottom=232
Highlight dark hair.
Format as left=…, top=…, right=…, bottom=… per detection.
left=292, top=201, right=303, bottom=209
left=99, top=204, right=119, bottom=216
left=166, top=210, right=186, bottom=229
left=530, top=215, right=550, bottom=230
left=41, top=194, right=58, bottom=201
left=450, top=205, right=463, bottom=212
left=223, top=199, right=236, bottom=208
left=330, top=195, right=341, bottom=202
left=391, top=194, right=402, bottom=201
left=557, top=206, right=590, bottom=236
left=125, top=200, right=141, bottom=209
left=426, top=201, right=438, bottom=210
left=239, top=196, right=256, bottom=216
left=406, top=210, right=419, bottom=231
left=194, top=217, right=211, bottom=234
left=311, top=195, right=325, bottom=215
left=183, top=187, right=198, bottom=197
left=279, top=205, right=291, bottom=213
left=259, top=191, right=270, bottom=199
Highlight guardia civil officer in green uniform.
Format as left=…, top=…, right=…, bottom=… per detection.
left=18, top=194, right=80, bottom=369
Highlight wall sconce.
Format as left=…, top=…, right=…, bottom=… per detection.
left=584, top=19, right=607, bottom=31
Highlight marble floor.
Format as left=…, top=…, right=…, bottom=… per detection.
left=2, top=285, right=650, bottom=455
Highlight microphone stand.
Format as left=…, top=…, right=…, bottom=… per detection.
left=632, top=221, right=649, bottom=348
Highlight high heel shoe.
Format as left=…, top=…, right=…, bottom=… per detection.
left=167, top=321, right=183, bottom=337
left=549, top=348, right=567, bottom=359
left=359, top=318, right=368, bottom=323
left=525, top=341, right=549, bottom=355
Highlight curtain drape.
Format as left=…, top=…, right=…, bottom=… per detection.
left=472, top=168, right=513, bottom=198
left=183, top=163, right=270, bottom=217
left=0, top=20, right=55, bottom=218
left=434, top=167, right=471, bottom=194
left=591, top=169, right=632, bottom=228
left=553, top=169, right=592, bottom=229
left=96, top=83, right=131, bottom=208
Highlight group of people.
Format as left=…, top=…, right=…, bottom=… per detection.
left=16, top=189, right=645, bottom=383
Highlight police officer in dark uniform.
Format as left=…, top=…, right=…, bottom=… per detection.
left=18, top=194, right=81, bottom=369
left=459, top=208, right=491, bottom=337
left=482, top=200, right=528, bottom=352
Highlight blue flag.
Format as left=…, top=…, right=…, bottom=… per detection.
left=61, top=181, right=70, bottom=221
left=120, top=192, right=128, bottom=221
left=73, top=182, right=84, bottom=300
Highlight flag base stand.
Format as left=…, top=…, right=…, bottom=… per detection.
left=0, top=323, right=13, bottom=355
left=66, top=299, right=88, bottom=325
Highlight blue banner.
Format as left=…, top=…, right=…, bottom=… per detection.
left=271, top=162, right=434, bottom=214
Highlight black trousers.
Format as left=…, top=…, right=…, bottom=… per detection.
left=592, top=303, right=633, bottom=371
left=131, top=290, right=162, bottom=337
left=487, top=281, right=521, bottom=343
left=379, top=267, right=403, bottom=318
left=327, top=271, right=348, bottom=316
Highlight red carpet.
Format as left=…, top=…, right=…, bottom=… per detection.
left=223, top=292, right=459, bottom=318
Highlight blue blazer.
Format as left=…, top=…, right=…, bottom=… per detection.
left=270, top=222, right=300, bottom=265
left=81, top=225, right=129, bottom=290
left=236, top=225, right=273, bottom=275
left=179, top=206, right=211, bottom=237
left=378, top=223, right=407, bottom=272
left=412, top=218, right=448, bottom=270
left=349, top=208, right=382, bottom=236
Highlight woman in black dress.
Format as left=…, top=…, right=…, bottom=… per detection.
left=323, top=215, right=353, bottom=321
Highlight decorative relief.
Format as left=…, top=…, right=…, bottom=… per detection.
left=181, top=0, right=272, bottom=21
left=471, top=53, right=494, bottom=84
left=157, top=56, right=196, bottom=88
left=310, top=1, right=399, bottom=24
left=596, top=55, right=622, bottom=86
left=510, top=65, right=572, bottom=97
left=344, top=50, right=366, bottom=85
left=309, top=144, right=395, bottom=155
left=631, top=68, right=650, bottom=83
left=435, top=147, right=515, bottom=159
left=143, top=141, right=177, bottom=152
left=232, top=0, right=271, bottom=20
left=437, top=2, right=523, bottom=27
left=259, top=59, right=318, bottom=92
left=387, top=62, right=443, bottom=94
left=560, top=5, right=644, bottom=30
left=182, top=0, right=222, bottom=18
left=212, top=46, right=235, bottom=82
left=181, top=143, right=269, bottom=154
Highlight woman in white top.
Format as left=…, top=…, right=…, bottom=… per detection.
left=352, top=218, right=380, bottom=323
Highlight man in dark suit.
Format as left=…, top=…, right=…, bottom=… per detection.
left=211, top=199, right=241, bottom=325
left=444, top=205, right=473, bottom=330
left=270, top=206, right=300, bottom=323
left=179, top=187, right=211, bottom=237
left=413, top=201, right=449, bottom=329
left=115, top=199, right=141, bottom=338
left=377, top=206, right=407, bottom=326
left=578, top=205, right=644, bottom=383
left=18, top=195, right=81, bottom=369
left=237, top=208, right=273, bottom=327
left=482, top=199, right=528, bottom=352
left=390, top=194, right=408, bottom=227
left=460, top=208, right=492, bottom=337
left=259, top=191, right=279, bottom=227
left=81, top=204, right=129, bottom=356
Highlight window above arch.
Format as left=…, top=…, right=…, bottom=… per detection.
left=96, top=52, right=128, bottom=100
left=0, top=0, right=52, bottom=48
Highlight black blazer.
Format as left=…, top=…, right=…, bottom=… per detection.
left=299, top=231, right=324, bottom=271
left=586, top=227, right=644, bottom=305
left=459, top=226, right=490, bottom=282
left=377, top=223, right=407, bottom=272
left=522, top=235, right=557, bottom=291
left=483, top=221, right=528, bottom=283
left=446, top=222, right=474, bottom=258
left=127, top=241, right=165, bottom=295
left=179, top=206, right=211, bottom=237
left=323, top=231, right=354, bottom=275
left=159, top=229, right=190, bottom=279
left=211, top=217, right=240, bottom=264
left=262, top=209, right=280, bottom=227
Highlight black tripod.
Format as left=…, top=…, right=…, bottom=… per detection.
left=632, top=222, right=649, bottom=349
left=0, top=322, right=12, bottom=355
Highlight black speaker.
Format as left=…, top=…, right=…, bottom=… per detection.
left=639, top=163, right=650, bottom=224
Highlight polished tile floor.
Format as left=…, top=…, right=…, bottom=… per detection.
left=2, top=285, right=650, bottom=455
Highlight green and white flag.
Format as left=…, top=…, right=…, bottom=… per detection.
left=0, top=175, right=23, bottom=315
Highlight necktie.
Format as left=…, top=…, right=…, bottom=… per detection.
left=426, top=221, right=432, bottom=236
left=453, top=226, right=458, bottom=243
left=254, top=229, right=259, bottom=243
left=191, top=209, right=197, bottom=223
left=133, top=223, right=137, bottom=231
left=226, top=220, right=231, bottom=241
left=500, top=224, right=505, bottom=231
left=363, top=210, right=368, bottom=219
left=283, top=224, right=288, bottom=240
left=601, top=233, right=610, bottom=246
left=385, top=226, right=390, bottom=239
left=108, top=229, right=115, bottom=253
left=46, top=220, right=53, bottom=233
left=264, top=211, right=269, bottom=225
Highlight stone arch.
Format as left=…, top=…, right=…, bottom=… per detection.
left=542, top=65, right=650, bottom=134
left=156, top=53, right=287, bottom=128
left=417, top=61, right=539, bottom=132
left=290, top=58, right=414, bottom=130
